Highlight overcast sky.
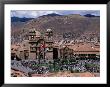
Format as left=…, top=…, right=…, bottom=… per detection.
left=11, top=10, right=100, bottom=18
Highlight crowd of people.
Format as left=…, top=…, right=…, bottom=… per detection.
left=11, top=58, right=100, bottom=76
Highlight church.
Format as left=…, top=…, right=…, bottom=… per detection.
left=11, top=28, right=55, bottom=61
left=11, top=28, right=100, bottom=61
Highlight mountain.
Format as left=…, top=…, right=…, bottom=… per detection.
left=11, top=17, right=34, bottom=22
left=11, top=14, right=100, bottom=43
left=84, top=14, right=100, bottom=17
left=11, top=17, right=34, bottom=40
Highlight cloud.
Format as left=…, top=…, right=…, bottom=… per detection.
left=11, top=10, right=100, bottom=18
left=77, top=10, right=100, bottom=16
left=11, top=11, right=60, bottom=18
left=58, top=10, right=100, bottom=16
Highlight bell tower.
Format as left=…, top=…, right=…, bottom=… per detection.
left=45, top=29, right=53, bottom=60
left=29, top=28, right=42, bottom=59
left=28, top=28, right=37, bottom=59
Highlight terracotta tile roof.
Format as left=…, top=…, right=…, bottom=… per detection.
left=68, top=43, right=100, bottom=52
left=11, top=45, right=20, bottom=50
left=74, top=45, right=98, bottom=52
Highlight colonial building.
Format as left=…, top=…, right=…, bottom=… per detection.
left=11, top=40, right=29, bottom=60
left=11, top=28, right=54, bottom=60
left=60, top=43, right=100, bottom=60
left=11, top=29, right=100, bottom=61
left=73, top=44, right=99, bottom=60
left=28, top=28, right=54, bottom=60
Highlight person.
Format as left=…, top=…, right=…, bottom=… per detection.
left=14, top=56, right=16, bottom=60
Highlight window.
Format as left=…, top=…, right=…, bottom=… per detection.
left=31, top=36, right=34, bottom=39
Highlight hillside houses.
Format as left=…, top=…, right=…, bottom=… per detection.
left=11, top=29, right=100, bottom=61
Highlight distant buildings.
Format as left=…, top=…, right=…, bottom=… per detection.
left=11, top=28, right=100, bottom=61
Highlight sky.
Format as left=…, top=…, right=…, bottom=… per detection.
left=11, top=10, right=100, bottom=18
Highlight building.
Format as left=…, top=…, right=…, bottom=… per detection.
left=28, top=28, right=54, bottom=60
left=28, top=29, right=43, bottom=59
left=11, top=29, right=100, bottom=61
left=11, top=28, right=54, bottom=61
left=67, top=43, right=100, bottom=60
left=45, top=29, right=54, bottom=60
left=11, top=40, right=29, bottom=60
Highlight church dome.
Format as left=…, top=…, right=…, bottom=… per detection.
left=46, top=29, right=52, bottom=32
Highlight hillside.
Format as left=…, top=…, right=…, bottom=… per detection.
left=11, top=14, right=100, bottom=43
